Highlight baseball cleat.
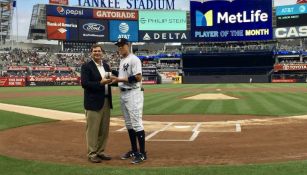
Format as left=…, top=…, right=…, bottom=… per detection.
left=120, top=151, right=135, bottom=160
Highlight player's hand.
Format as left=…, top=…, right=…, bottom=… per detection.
left=100, top=79, right=112, bottom=85
left=109, top=76, right=119, bottom=84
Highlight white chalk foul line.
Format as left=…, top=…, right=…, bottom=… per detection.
left=145, top=122, right=173, bottom=141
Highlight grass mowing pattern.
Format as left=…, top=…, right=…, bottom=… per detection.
left=0, top=110, right=55, bottom=131
left=0, top=84, right=307, bottom=116
left=0, top=84, right=307, bottom=174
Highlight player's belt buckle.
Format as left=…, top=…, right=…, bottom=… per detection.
left=120, top=88, right=132, bottom=92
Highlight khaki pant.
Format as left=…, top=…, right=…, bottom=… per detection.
left=85, top=98, right=110, bottom=157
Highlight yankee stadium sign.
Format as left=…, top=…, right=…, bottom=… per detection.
left=78, top=0, right=179, bottom=10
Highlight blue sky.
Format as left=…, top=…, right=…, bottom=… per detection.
left=12, top=0, right=298, bottom=37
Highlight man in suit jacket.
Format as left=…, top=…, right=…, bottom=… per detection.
left=81, top=44, right=113, bottom=163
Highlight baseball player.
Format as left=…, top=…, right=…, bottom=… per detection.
left=111, top=38, right=147, bottom=164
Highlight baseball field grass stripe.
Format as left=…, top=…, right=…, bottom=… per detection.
left=0, top=110, right=54, bottom=131
left=264, top=92, right=306, bottom=115
left=280, top=93, right=307, bottom=112
left=205, top=100, right=224, bottom=114
left=241, top=92, right=272, bottom=116
left=173, top=100, right=202, bottom=114
left=232, top=92, right=253, bottom=114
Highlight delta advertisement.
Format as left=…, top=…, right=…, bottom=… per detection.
left=46, top=16, right=78, bottom=41
left=109, top=20, right=139, bottom=41
left=78, top=19, right=109, bottom=41
left=46, top=4, right=93, bottom=18
left=139, top=31, right=190, bottom=42
left=138, top=11, right=187, bottom=31
left=190, top=0, right=273, bottom=42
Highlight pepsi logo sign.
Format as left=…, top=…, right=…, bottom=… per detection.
left=56, top=6, right=65, bottom=15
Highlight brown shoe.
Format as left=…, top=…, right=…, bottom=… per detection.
left=97, top=154, right=112, bottom=160
left=88, top=155, right=102, bottom=163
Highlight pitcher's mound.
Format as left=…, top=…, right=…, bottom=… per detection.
left=184, top=93, right=238, bottom=100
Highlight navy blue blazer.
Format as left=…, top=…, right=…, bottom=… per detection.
left=81, top=60, right=113, bottom=111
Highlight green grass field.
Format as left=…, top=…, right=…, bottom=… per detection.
left=1, top=84, right=307, bottom=116
left=0, top=83, right=307, bottom=175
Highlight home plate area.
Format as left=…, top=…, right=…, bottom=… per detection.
left=116, top=121, right=241, bottom=142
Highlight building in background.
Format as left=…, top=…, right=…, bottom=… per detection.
left=0, top=0, right=14, bottom=44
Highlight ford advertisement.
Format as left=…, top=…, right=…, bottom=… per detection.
left=78, top=19, right=109, bottom=41
left=190, top=0, right=273, bottom=42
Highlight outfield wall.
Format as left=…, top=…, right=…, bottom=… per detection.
left=183, top=75, right=270, bottom=84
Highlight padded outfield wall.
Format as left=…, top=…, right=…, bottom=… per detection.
left=182, top=52, right=275, bottom=83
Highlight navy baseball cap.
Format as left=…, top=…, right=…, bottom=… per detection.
left=115, top=38, right=129, bottom=47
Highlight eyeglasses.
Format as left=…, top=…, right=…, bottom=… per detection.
left=92, top=50, right=102, bottom=53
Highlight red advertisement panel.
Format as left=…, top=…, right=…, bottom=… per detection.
left=272, top=79, right=297, bottom=83
left=93, top=9, right=138, bottom=20
left=0, top=77, right=26, bottom=87
left=31, top=66, right=54, bottom=71
left=297, top=0, right=307, bottom=4
left=47, top=16, right=67, bottom=40
left=274, top=64, right=307, bottom=72
left=46, top=16, right=78, bottom=41
left=49, top=0, right=68, bottom=5
left=7, top=66, right=28, bottom=71
left=142, top=80, right=157, bottom=85
left=0, top=77, right=8, bottom=86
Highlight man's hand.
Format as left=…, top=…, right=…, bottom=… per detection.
left=100, top=79, right=112, bottom=85
left=109, top=76, right=119, bottom=84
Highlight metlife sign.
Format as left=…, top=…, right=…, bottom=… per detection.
left=139, top=31, right=190, bottom=42
left=46, top=5, right=93, bottom=18
left=109, top=20, right=138, bottom=41
left=139, top=11, right=186, bottom=31
left=276, top=4, right=307, bottom=16
left=190, top=0, right=272, bottom=42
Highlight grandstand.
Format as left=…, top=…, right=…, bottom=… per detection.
left=1, top=1, right=307, bottom=86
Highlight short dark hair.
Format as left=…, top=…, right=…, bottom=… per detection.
left=90, top=44, right=104, bottom=52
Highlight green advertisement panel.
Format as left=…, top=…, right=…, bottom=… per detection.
left=139, top=10, right=187, bottom=31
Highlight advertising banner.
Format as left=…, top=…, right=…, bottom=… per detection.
left=78, top=19, right=109, bottom=42
left=27, top=76, right=80, bottom=86
left=142, top=67, right=157, bottom=76
left=139, top=31, right=190, bottom=42
left=276, top=4, right=307, bottom=16
left=0, top=77, right=26, bottom=87
left=190, top=0, right=273, bottom=42
left=109, top=20, right=138, bottom=41
left=77, top=0, right=189, bottom=10
left=7, top=66, right=28, bottom=71
left=49, top=0, right=69, bottom=5
left=139, top=10, right=187, bottom=31
left=93, top=9, right=138, bottom=20
left=272, top=79, right=297, bottom=83
left=160, top=71, right=180, bottom=84
left=46, top=5, right=93, bottom=18
left=47, top=16, right=78, bottom=41
left=274, top=64, right=307, bottom=71
left=276, top=14, right=307, bottom=27
left=274, top=26, right=307, bottom=38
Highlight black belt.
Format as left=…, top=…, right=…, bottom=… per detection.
left=120, top=87, right=143, bottom=92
